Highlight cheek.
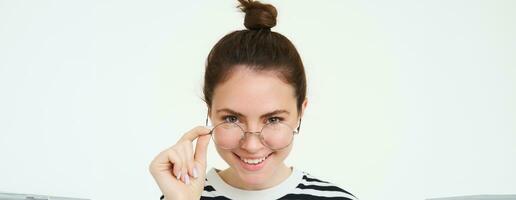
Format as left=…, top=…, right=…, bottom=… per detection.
left=215, top=145, right=237, bottom=163
left=272, top=145, right=293, bottom=162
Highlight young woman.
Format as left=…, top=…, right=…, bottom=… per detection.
left=149, top=0, right=357, bottom=199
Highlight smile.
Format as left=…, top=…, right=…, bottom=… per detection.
left=234, top=153, right=272, bottom=167
left=241, top=156, right=268, bottom=165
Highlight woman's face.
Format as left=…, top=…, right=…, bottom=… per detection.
left=210, top=67, right=306, bottom=188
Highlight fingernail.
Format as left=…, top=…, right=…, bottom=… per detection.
left=176, top=171, right=181, bottom=180
left=184, top=174, right=190, bottom=184
left=193, top=166, right=199, bottom=178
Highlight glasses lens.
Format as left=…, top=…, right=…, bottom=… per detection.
left=261, top=122, right=294, bottom=150
left=212, top=122, right=242, bottom=149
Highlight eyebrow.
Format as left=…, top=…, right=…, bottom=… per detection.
left=216, top=108, right=290, bottom=119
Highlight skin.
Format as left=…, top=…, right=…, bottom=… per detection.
left=149, top=66, right=308, bottom=199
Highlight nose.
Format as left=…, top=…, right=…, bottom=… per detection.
left=240, top=126, right=265, bottom=152
left=240, top=132, right=265, bottom=152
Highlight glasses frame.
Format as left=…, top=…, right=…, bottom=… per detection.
left=205, top=115, right=302, bottom=150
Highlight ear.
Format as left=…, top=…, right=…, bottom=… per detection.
left=299, top=98, right=308, bottom=119
left=206, top=106, right=212, bottom=126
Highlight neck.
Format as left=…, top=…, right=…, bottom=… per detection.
left=219, top=163, right=292, bottom=190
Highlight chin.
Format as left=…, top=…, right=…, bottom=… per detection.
left=236, top=170, right=270, bottom=186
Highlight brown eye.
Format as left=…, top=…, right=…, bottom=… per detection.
left=223, top=115, right=239, bottom=123
left=267, top=117, right=282, bottom=124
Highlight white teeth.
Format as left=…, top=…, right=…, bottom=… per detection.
left=241, top=156, right=267, bottom=165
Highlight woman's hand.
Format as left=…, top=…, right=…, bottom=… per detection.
left=149, top=126, right=212, bottom=200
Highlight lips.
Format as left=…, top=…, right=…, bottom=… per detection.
left=234, top=153, right=272, bottom=171
left=240, top=155, right=269, bottom=165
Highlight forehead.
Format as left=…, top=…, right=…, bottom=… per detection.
left=211, top=67, right=296, bottom=115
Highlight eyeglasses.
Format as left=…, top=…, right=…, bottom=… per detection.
left=205, top=118, right=301, bottom=150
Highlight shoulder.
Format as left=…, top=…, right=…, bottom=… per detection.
left=278, top=170, right=358, bottom=200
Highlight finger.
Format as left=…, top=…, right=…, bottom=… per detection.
left=181, top=166, right=189, bottom=184
left=175, top=147, right=188, bottom=178
left=194, top=134, right=212, bottom=166
left=168, top=149, right=182, bottom=179
left=182, top=142, right=195, bottom=178
left=180, top=126, right=211, bottom=142
left=151, top=148, right=175, bottom=167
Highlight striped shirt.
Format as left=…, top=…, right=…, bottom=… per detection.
left=160, top=168, right=357, bottom=200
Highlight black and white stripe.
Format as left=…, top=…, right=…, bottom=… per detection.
left=275, top=172, right=357, bottom=200
left=160, top=171, right=357, bottom=200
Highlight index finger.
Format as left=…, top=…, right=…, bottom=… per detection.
left=179, top=126, right=211, bottom=142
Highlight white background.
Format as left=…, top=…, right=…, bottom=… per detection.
left=1, top=1, right=515, bottom=200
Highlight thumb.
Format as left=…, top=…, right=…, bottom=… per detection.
left=194, top=134, right=211, bottom=166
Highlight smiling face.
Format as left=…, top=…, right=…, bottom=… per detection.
left=209, top=66, right=307, bottom=189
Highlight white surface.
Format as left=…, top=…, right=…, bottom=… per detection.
left=0, top=192, right=89, bottom=200
left=427, top=195, right=516, bottom=200
left=0, top=1, right=515, bottom=200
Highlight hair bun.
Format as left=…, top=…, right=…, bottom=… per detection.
left=238, top=0, right=277, bottom=30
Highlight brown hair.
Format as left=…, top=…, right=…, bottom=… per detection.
left=203, top=0, right=307, bottom=115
